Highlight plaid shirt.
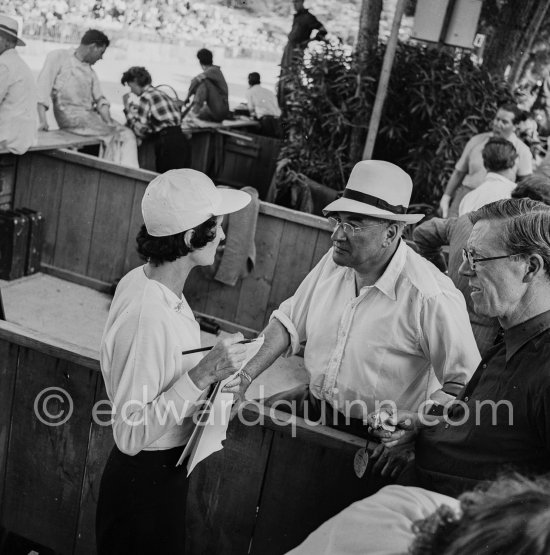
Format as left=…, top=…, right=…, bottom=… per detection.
left=126, top=85, right=181, bottom=138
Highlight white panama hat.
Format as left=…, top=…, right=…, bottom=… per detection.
left=323, top=160, right=424, bottom=224
left=0, top=15, right=25, bottom=47
left=142, top=169, right=251, bottom=237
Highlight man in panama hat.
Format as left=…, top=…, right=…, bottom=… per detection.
left=236, top=160, right=480, bottom=472
left=0, top=14, right=37, bottom=154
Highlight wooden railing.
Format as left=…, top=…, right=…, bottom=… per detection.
left=0, top=321, right=369, bottom=555
left=12, top=150, right=332, bottom=332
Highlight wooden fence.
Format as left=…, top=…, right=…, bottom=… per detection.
left=12, top=150, right=332, bottom=332
left=0, top=321, right=370, bottom=555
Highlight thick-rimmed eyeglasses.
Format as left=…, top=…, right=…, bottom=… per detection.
left=327, top=216, right=385, bottom=236
left=461, top=248, right=521, bottom=271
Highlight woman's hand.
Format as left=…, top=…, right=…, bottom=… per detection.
left=188, top=334, right=247, bottom=390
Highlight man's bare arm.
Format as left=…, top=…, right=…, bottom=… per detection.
left=244, top=318, right=291, bottom=382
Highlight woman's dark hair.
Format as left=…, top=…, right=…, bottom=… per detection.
left=121, top=66, right=152, bottom=87
left=410, top=474, right=550, bottom=555
left=136, top=216, right=217, bottom=266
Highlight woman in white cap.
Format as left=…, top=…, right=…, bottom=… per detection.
left=96, top=169, right=251, bottom=554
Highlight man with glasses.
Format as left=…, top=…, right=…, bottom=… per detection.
left=413, top=175, right=550, bottom=357
left=372, top=198, right=550, bottom=496
left=236, top=161, right=480, bottom=453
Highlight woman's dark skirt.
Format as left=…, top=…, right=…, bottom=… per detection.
left=96, top=445, right=189, bottom=555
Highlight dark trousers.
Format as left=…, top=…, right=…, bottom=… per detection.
left=154, top=126, right=191, bottom=173
left=258, top=116, right=283, bottom=139
left=96, top=445, right=189, bottom=555
left=263, top=384, right=371, bottom=439
left=193, top=81, right=229, bottom=122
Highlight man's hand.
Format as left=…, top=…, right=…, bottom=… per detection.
left=439, top=193, right=451, bottom=218
left=188, top=333, right=247, bottom=391
left=367, top=409, right=418, bottom=448
left=37, top=104, right=49, bottom=131
left=228, top=372, right=252, bottom=419
left=370, top=442, right=414, bottom=479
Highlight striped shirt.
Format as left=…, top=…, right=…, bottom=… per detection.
left=126, top=85, right=181, bottom=138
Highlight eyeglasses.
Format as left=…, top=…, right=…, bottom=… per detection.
left=461, top=248, right=521, bottom=271
left=327, top=216, right=385, bottom=236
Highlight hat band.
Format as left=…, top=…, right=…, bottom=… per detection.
left=342, top=188, right=407, bottom=214
left=0, top=24, right=18, bottom=36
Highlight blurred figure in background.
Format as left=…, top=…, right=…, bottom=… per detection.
left=121, top=66, right=190, bottom=172
left=278, top=0, right=326, bottom=107
left=36, top=29, right=138, bottom=166
left=246, top=71, right=282, bottom=138
left=184, top=48, right=229, bottom=123
left=439, top=103, right=532, bottom=218
left=0, top=14, right=37, bottom=154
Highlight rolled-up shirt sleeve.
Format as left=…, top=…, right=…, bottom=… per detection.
left=270, top=250, right=331, bottom=357
left=413, top=217, right=454, bottom=258
left=36, top=50, right=63, bottom=109
left=91, top=69, right=109, bottom=109
left=419, top=288, right=481, bottom=406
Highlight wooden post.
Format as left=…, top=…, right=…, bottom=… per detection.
left=362, top=0, right=407, bottom=160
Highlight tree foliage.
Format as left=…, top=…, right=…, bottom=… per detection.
left=276, top=41, right=514, bottom=207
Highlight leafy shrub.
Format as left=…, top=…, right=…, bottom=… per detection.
left=276, top=40, right=514, bottom=207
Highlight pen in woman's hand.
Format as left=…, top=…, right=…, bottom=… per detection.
left=181, top=338, right=255, bottom=355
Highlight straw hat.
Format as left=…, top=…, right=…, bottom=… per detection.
left=0, top=15, right=25, bottom=47
left=323, top=160, right=424, bottom=224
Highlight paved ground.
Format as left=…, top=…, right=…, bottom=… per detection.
left=1, top=273, right=306, bottom=399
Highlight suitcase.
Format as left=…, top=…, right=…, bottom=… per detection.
left=0, top=210, right=30, bottom=280
left=15, top=207, right=45, bottom=275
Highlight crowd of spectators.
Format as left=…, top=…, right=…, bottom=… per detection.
left=0, top=0, right=287, bottom=57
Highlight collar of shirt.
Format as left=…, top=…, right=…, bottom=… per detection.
left=503, top=309, right=550, bottom=361
left=484, top=172, right=516, bottom=186
left=348, top=240, right=406, bottom=301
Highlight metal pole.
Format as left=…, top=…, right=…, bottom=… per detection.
left=362, top=0, right=407, bottom=160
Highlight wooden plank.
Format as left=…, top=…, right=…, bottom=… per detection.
left=260, top=202, right=331, bottom=230
left=264, top=220, right=318, bottom=327
left=74, top=380, right=114, bottom=555
left=250, top=429, right=367, bottom=555
left=186, top=417, right=273, bottom=555
left=41, top=263, right=112, bottom=293
left=122, top=180, right=148, bottom=276
left=188, top=132, right=213, bottom=174
left=311, top=228, right=332, bottom=267
left=183, top=266, right=211, bottom=314
left=87, top=172, right=137, bottom=283
left=2, top=349, right=98, bottom=554
left=0, top=320, right=100, bottom=372
left=12, top=154, right=33, bottom=208
left=18, top=153, right=66, bottom=266
left=202, top=278, right=242, bottom=325
left=235, top=214, right=285, bottom=331
left=0, top=130, right=100, bottom=155
left=53, top=162, right=100, bottom=275
left=0, top=339, right=19, bottom=518
left=47, top=149, right=157, bottom=182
